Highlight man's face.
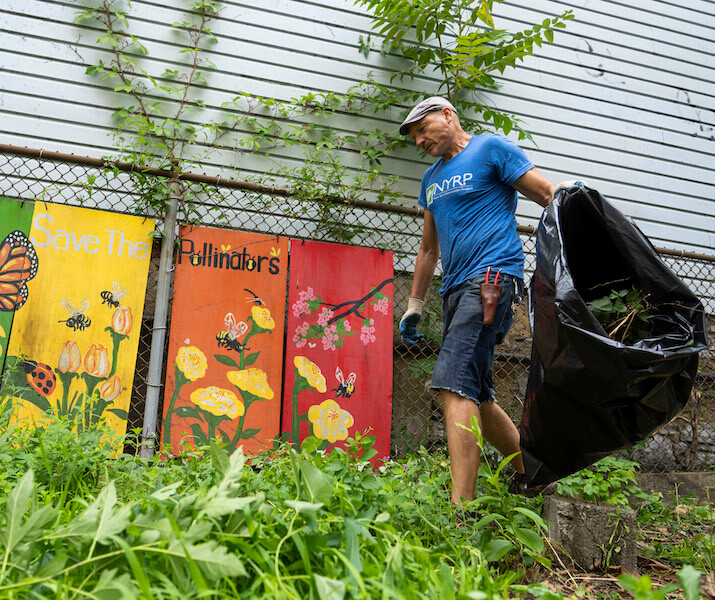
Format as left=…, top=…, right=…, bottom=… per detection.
left=407, top=109, right=453, bottom=157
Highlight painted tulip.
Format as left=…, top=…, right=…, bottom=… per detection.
left=111, top=306, right=133, bottom=335
left=84, top=344, right=111, bottom=378
left=98, top=375, right=122, bottom=402
left=58, top=341, right=81, bottom=373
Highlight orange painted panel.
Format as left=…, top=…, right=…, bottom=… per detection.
left=282, top=240, right=393, bottom=460
left=162, top=226, right=288, bottom=455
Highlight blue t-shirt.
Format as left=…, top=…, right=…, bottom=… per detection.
left=417, top=134, right=533, bottom=296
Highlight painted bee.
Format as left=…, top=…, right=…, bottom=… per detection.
left=59, top=298, right=91, bottom=331
left=333, top=367, right=356, bottom=399
left=216, top=312, right=249, bottom=352
left=244, top=288, right=264, bottom=305
left=100, top=281, right=127, bottom=308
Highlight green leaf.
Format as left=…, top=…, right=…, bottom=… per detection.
left=344, top=517, right=362, bottom=574
left=285, top=500, right=324, bottom=521
left=176, top=405, right=203, bottom=420
left=484, top=539, right=514, bottom=562
left=214, top=354, right=239, bottom=368
left=515, top=526, right=544, bottom=554
left=237, top=427, right=260, bottom=440
left=512, top=506, right=547, bottom=529
left=297, top=458, right=333, bottom=504
left=2, top=471, right=34, bottom=555
left=190, top=423, right=209, bottom=447
left=545, top=29, right=554, bottom=44
left=106, top=408, right=129, bottom=420
left=171, top=540, right=247, bottom=580
left=243, top=352, right=260, bottom=366
left=677, top=565, right=702, bottom=600
left=315, top=574, right=346, bottom=600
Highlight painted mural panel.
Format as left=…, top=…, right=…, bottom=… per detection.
left=162, top=226, right=288, bottom=456
left=1, top=202, right=154, bottom=445
left=0, top=197, right=36, bottom=372
left=283, top=240, right=393, bottom=459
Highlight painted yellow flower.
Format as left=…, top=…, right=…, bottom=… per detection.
left=58, top=341, right=81, bottom=373
left=227, top=368, right=274, bottom=400
left=98, top=375, right=122, bottom=402
left=190, top=386, right=244, bottom=419
left=175, top=346, right=207, bottom=381
left=294, top=356, right=326, bottom=393
left=251, top=306, right=275, bottom=330
left=84, top=344, right=111, bottom=378
left=308, top=399, right=354, bottom=443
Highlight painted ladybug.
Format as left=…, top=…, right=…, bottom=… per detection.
left=21, top=360, right=57, bottom=397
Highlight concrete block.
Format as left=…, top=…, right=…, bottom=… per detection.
left=636, top=472, right=715, bottom=505
left=544, top=496, right=637, bottom=572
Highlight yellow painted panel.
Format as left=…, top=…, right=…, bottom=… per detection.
left=3, top=203, right=154, bottom=447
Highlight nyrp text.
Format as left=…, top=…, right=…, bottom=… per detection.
left=31, top=213, right=150, bottom=259
left=178, top=239, right=281, bottom=275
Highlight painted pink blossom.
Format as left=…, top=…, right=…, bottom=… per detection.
left=317, top=307, right=334, bottom=326
left=299, top=287, right=316, bottom=302
left=360, top=319, right=376, bottom=345
left=373, top=297, right=389, bottom=315
left=292, top=299, right=309, bottom=318
left=292, top=321, right=311, bottom=347
left=343, top=320, right=351, bottom=332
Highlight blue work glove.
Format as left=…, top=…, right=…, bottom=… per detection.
left=555, top=179, right=589, bottom=193
left=399, top=298, right=425, bottom=345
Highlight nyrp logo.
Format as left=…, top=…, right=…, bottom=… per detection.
left=425, top=183, right=437, bottom=208
left=178, top=239, right=282, bottom=275
left=426, top=172, right=474, bottom=206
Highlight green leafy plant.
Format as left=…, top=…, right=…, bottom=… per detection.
left=75, top=0, right=574, bottom=240
left=618, top=565, right=702, bottom=600
left=555, top=456, right=651, bottom=506
left=354, top=0, right=574, bottom=141
left=587, top=286, right=656, bottom=345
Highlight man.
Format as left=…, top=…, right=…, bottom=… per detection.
left=398, top=97, right=556, bottom=507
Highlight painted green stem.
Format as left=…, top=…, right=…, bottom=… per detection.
left=56, top=371, right=78, bottom=417
left=163, top=365, right=189, bottom=446
left=105, top=328, right=129, bottom=378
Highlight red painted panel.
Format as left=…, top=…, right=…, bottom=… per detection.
left=162, top=226, right=288, bottom=456
left=282, top=239, right=393, bottom=460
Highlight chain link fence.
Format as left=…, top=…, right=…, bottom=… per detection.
left=1, top=146, right=713, bottom=470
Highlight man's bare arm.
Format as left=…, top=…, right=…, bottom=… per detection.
left=410, top=210, right=439, bottom=300
left=512, top=167, right=555, bottom=208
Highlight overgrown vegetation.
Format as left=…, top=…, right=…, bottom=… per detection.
left=0, top=387, right=708, bottom=599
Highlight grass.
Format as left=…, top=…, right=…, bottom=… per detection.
left=0, top=404, right=709, bottom=599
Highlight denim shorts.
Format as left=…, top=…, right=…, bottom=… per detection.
left=431, top=273, right=523, bottom=405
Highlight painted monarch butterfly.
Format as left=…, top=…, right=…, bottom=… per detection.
left=0, top=230, right=39, bottom=312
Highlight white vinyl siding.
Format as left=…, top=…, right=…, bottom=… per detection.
left=1, top=0, right=713, bottom=259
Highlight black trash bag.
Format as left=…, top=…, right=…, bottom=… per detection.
left=520, top=186, right=708, bottom=486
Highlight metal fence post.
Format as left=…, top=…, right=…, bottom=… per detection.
left=140, top=173, right=181, bottom=458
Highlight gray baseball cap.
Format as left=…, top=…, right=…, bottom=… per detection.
left=399, top=97, right=457, bottom=136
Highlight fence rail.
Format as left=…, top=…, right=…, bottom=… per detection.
left=1, top=145, right=713, bottom=471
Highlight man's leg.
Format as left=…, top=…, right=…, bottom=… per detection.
left=479, top=400, right=525, bottom=474
left=442, top=389, right=482, bottom=505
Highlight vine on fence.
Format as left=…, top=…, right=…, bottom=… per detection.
left=75, top=0, right=572, bottom=239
